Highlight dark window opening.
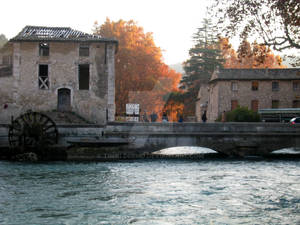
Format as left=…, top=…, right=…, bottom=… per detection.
left=272, top=100, right=279, bottom=109
left=39, top=43, right=49, bottom=56
left=39, top=64, right=49, bottom=89
left=104, top=43, right=107, bottom=64
left=79, top=43, right=89, bottom=57
left=251, top=100, right=259, bottom=112
left=79, top=64, right=89, bottom=90
left=2, top=55, right=12, bottom=65
left=272, top=81, right=279, bottom=91
left=252, top=81, right=259, bottom=91
left=293, top=100, right=300, bottom=108
left=293, top=81, right=300, bottom=91
left=231, top=100, right=238, bottom=110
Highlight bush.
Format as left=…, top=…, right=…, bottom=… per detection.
left=223, top=106, right=261, bottom=122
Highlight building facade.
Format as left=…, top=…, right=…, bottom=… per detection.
left=0, top=26, right=118, bottom=124
left=205, top=69, right=300, bottom=122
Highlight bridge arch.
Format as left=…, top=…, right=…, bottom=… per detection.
left=152, top=146, right=218, bottom=155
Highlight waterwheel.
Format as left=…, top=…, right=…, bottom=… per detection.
left=8, top=112, right=58, bottom=151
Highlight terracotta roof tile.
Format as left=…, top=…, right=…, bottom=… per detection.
left=210, top=68, right=300, bottom=81
left=10, top=26, right=117, bottom=43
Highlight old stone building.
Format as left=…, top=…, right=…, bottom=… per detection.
left=0, top=26, right=117, bottom=124
left=198, top=68, right=300, bottom=122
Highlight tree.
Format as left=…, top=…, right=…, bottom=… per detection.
left=183, top=18, right=224, bottom=87
left=181, top=18, right=224, bottom=116
left=210, top=0, right=300, bottom=51
left=224, top=106, right=260, bottom=122
left=220, top=38, right=285, bottom=68
left=0, top=34, right=8, bottom=49
left=93, top=19, right=181, bottom=117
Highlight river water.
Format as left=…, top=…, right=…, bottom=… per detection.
left=0, top=148, right=300, bottom=225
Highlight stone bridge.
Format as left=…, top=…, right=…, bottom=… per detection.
left=103, top=122, right=300, bottom=156
left=0, top=122, right=299, bottom=157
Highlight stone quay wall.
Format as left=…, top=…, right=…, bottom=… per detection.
left=1, top=122, right=299, bottom=160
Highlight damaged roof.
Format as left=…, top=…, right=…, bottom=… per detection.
left=10, top=26, right=118, bottom=43
left=210, top=68, right=300, bottom=82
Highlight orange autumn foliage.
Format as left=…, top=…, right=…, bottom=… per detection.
left=93, top=18, right=182, bottom=119
left=219, top=38, right=286, bottom=69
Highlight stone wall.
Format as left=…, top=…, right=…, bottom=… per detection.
left=208, top=79, right=300, bottom=122
left=195, top=83, right=209, bottom=122
left=0, top=41, right=116, bottom=124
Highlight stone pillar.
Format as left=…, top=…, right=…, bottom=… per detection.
left=106, top=43, right=116, bottom=122
left=13, top=43, right=21, bottom=109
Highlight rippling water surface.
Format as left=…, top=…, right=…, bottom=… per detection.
left=0, top=151, right=300, bottom=224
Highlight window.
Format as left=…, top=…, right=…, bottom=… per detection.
left=78, top=64, right=90, bottom=90
left=252, top=81, right=259, bottom=91
left=251, top=100, right=259, bottom=112
left=293, top=81, right=300, bottom=91
left=272, top=81, right=279, bottom=91
left=231, top=82, right=238, bottom=91
left=38, top=65, right=49, bottom=89
left=231, top=100, right=238, bottom=110
left=39, top=43, right=49, bottom=56
left=2, top=55, right=12, bottom=65
left=79, top=43, right=89, bottom=57
left=293, top=100, right=300, bottom=108
left=272, top=100, right=279, bottom=109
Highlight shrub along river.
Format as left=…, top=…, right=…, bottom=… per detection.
left=0, top=147, right=299, bottom=224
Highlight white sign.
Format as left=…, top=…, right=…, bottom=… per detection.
left=126, top=103, right=139, bottom=115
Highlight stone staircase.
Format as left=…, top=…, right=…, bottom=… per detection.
left=44, top=111, right=91, bottom=125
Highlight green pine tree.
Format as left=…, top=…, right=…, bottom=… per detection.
left=182, top=18, right=224, bottom=93
left=178, top=18, right=224, bottom=116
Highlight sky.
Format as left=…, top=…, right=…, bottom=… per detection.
left=0, top=0, right=212, bottom=65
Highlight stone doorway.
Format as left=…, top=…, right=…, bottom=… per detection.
left=57, top=88, right=71, bottom=111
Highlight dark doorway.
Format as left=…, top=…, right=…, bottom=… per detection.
left=57, top=88, right=71, bottom=111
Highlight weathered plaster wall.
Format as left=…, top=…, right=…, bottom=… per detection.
left=195, top=83, right=209, bottom=122
left=207, top=83, right=219, bottom=122
left=106, top=44, right=116, bottom=122
left=0, top=41, right=115, bottom=124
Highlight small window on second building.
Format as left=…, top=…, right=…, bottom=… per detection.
left=231, top=82, right=238, bottom=91
left=293, top=81, right=300, bottom=91
left=39, top=43, right=49, bottom=56
left=78, top=64, right=90, bottom=90
left=252, top=81, right=259, bottom=91
left=293, top=100, right=300, bottom=108
left=251, top=100, right=259, bottom=112
left=231, top=100, right=238, bottom=110
left=79, top=43, right=89, bottom=57
left=272, top=81, right=279, bottom=91
left=272, top=100, right=279, bottom=109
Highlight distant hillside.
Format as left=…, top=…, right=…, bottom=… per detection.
left=169, top=63, right=185, bottom=74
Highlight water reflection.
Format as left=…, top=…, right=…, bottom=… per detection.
left=0, top=149, right=300, bottom=224
left=153, top=146, right=217, bottom=155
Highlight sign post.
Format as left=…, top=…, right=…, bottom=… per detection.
left=126, top=103, right=139, bottom=122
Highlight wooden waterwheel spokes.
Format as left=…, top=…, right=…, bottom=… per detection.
left=8, top=112, right=58, bottom=148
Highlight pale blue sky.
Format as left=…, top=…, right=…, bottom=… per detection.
left=1, top=0, right=213, bottom=65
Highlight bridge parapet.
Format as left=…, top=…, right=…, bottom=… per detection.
left=105, top=122, right=300, bottom=156
left=106, top=122, right=300, bottom=133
